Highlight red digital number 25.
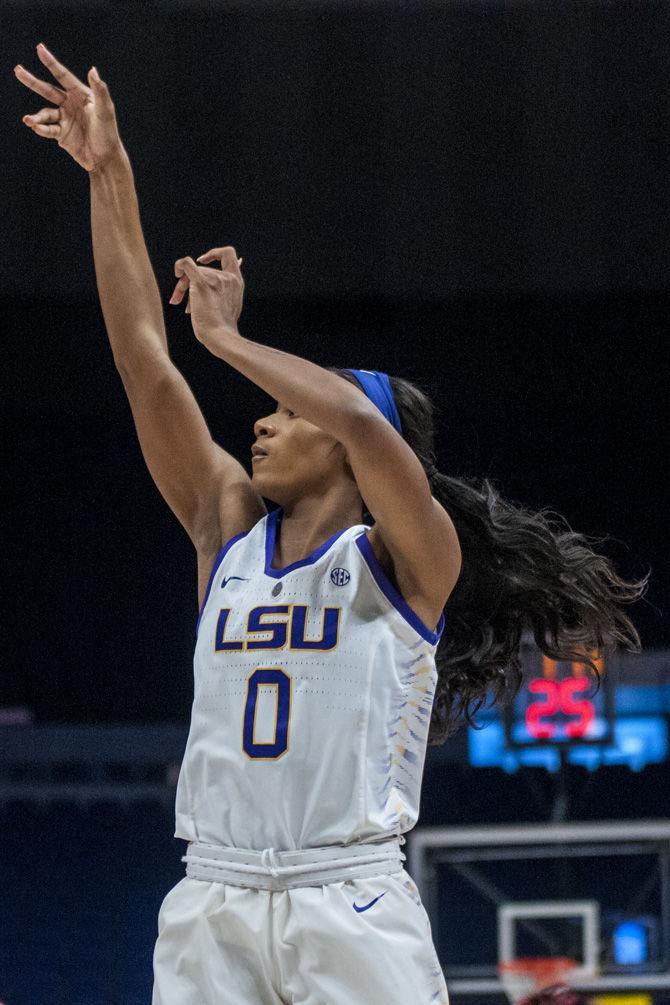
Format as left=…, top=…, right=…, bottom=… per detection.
left=526, top=677, right=594, bottom=740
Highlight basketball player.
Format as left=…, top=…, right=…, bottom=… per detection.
left=17, top=43, right=648, bottom=1005
left=15, top=45, right=457, bottom=1003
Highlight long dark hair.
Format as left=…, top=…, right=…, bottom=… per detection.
left=330, top=367, right=651, bottom=747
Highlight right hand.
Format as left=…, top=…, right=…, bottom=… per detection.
left=14, top=43, right=125, bottom=173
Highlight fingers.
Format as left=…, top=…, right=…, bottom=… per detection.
left=169, top=277, right=188, bottom=305
left=196, top=247, right=234, bottom=264
left=14, top=61, right=67, bottom=107
left=171, top=286, right=191, bottom=312
left=169, top=257, right=197, bottom=305
left=174, top=257, right=199, bottom=279
left=22, top=106, right=61, bottom=138
left=35, top=41, right=86, bottom=92
left=196, top=246, right=243, bottom=277
left=86, top=67, right=115, bottom=112
left=169, top=252, right=245, bottom=307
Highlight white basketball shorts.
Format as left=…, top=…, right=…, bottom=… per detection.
left=152, top=840, right=449, bottom=1004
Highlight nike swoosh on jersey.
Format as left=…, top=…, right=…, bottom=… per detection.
left=221, top=576, right=248, bottom=589
left=352, top=892, right=387, bottom=913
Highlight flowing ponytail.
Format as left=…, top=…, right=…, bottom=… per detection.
left=330, top=367, right=651, bottom=746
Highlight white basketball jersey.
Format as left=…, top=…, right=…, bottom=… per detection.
left=174, top=507, right=445, bottom=851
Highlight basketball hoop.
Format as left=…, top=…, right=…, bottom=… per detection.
left=497, top=957, right=579, bottom=1004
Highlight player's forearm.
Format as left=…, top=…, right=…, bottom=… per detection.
left=215, top=334, right=371, bottom=444
left=89, top=146, right=168, bottom=371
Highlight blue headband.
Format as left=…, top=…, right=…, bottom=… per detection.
left=342, top=369, right=402, bottom=435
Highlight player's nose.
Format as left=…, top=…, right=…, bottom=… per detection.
left=253, top=417, right=277, bottom=439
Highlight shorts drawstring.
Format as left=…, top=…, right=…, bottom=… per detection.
left=260, top=847, right=280, bottom=878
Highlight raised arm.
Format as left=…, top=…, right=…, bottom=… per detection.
left=15, top=45, right=266, bottom=557
left=91, top=151, right=269, bottom=556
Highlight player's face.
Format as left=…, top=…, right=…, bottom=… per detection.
left=251, top=402, right=351, bottom=504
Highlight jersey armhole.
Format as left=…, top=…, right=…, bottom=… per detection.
left=354, top=531, right=445, bottom=647
left=196, top=530, right=249, bottom=636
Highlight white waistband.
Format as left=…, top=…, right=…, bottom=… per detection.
left=183, top=835, right=406, bottom=890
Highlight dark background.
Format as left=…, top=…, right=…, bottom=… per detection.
left=2, top=4, right=669, bottom=1003
left=3, top=2, right=667, bottom=722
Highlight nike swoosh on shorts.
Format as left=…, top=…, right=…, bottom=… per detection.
left=352, top=892, right=387, bottom=913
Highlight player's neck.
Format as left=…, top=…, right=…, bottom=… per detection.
left=274, top=499, right=364, bottom=568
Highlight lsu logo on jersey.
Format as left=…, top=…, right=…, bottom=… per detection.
left=214, top=604, right=342, bottom=652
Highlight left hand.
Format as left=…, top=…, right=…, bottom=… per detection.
left=169, top=246, right=244, bottom=351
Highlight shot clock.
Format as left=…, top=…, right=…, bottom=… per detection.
left=501, top=640, right=615, bottom=749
